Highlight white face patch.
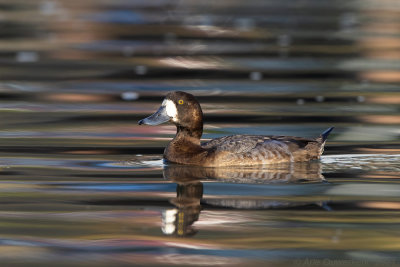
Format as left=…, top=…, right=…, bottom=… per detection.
left=162, top=99, right=178, bottom=121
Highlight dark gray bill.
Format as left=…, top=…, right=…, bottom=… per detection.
left=138, top=105, right=170, bottom=125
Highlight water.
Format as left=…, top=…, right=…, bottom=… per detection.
left=1, top=0, right=400, bottom=266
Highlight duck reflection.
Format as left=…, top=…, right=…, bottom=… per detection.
left=164, top=161, right=324, bottom=182
left=162, top=177, right=202, bottom=237
left=161, top=162, right=324, bottom=237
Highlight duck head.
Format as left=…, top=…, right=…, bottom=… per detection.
left=138, top=91, right=203, bottom=139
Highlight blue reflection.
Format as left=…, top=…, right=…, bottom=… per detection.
left=83, top=10, right=145, bottom=24
left=204, top=183, right=331, bottom=196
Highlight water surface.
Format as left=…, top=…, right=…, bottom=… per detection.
left=0, top=0, right=400, bottom=266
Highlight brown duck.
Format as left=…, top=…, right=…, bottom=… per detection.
left=138, top=91, right=334, bottom=167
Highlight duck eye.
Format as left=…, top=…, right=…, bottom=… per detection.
left=178, top=100, right=184, bottom=105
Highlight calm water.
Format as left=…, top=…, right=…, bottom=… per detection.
left=1, top=0, right=400, bottom=266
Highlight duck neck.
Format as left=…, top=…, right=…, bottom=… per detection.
left=175, top=124, right=203, bottom=144
left=164, top=121, right=205, bottom=165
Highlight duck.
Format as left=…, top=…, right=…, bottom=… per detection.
left=138, top=91, right=334, bottom=167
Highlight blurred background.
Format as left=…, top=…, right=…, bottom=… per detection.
left=1, top=0, right=399, bottom=148
left=0, top=0, right=400, bottom=266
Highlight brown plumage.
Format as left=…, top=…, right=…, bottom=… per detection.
left=138, top=91, right=333, bottom=167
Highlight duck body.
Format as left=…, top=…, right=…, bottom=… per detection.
left=139, top=91, right=333, bottom=167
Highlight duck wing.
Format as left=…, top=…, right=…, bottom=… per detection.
left=202, top=135, right=317, bottom=153
left=202, top=135, right=321, bottom=164
left=202, top=135, right=267, bottom=153
left=200, top=128, right=333, bottom=165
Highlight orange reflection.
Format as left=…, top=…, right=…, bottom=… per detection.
left=356, top=148, right=400, bottom=153
left=357, top=17, right=400, bottom=79
left=367, top=96, right=400, bottom=104
left=44, top=93, right=112, bottom=102
left=359, top=37, right=400, bottom=50
left=360, top=115, right=400, bottom=124
left=359, top=201, right=400, bottom=210
left=359, top=71, right=400, bottom=83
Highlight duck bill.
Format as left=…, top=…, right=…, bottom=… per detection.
left=138, top=105, right=171, bottom=125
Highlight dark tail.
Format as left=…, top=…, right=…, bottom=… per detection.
left=319, top=127, right=334, bottom=143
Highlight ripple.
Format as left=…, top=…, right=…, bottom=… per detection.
left=95, top=158, right=164, bottom=169
left=322, top=154, right=400, bottom=172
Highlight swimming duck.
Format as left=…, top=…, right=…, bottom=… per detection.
left=138, top=91, right=333, bottom=167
